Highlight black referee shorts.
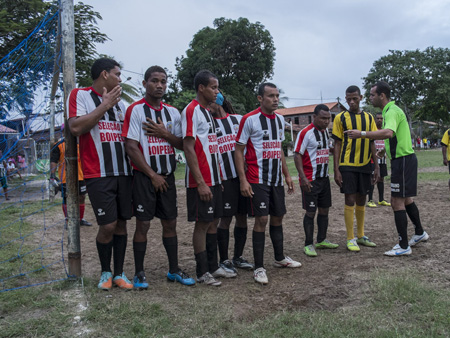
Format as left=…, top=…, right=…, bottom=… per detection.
left=391, top=154, right=417, bottom=198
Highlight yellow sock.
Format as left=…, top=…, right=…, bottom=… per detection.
left=355, top=205, right=365, bottom=238
left=344, top=205, right=355, bottom=240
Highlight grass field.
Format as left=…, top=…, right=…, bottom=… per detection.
left=0, top=148, right=449, bottom=337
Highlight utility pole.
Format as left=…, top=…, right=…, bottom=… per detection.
left=61, top=0, right=81, bottom=277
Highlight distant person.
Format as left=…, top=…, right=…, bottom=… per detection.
left=209, top=92, right=253, bottom=272
left=122, top=65, right=195, bottom=289
left=294, top=104, right=339, bottom=257
left=50, top=124, right=92, bottom=227
left=441, top=128, right=450, bottom=194
left=235, top=82, right=301, bottom=285
left=367, top=112, right=391, bottom=208
left=423, top=137, right=428, bottom=150
left=332, top=85, right=379, bottom=252
left=68, top=57, right=133, bottom=290
left=346, top=81, right=429, bottom=256
left=0, top=152, right=9, bottom=200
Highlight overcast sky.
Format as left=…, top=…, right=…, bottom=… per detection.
left=86, top=0, right=450, bottom=108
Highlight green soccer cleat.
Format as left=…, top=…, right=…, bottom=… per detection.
left=378, top=200, right=391, bottom=206
left=347, top=238, right=360, bottom=252
left=315, top=239, right=339, bottom=249
left=304, top=244, right=318, bottom=257
left=356, top=236, right=377, bottom=247
left=367, top=200, right=377, bottom=208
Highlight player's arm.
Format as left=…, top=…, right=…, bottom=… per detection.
left=235, top=143, right=253, bottom=198
left=333, top=138, right=343, bottom=188
left=183, top=136, right=212, bottom=201
left=281, top=151, right=294, bottom=194
left=69, top=85, right=122, bottom=136
left=124, top=138, right=168, bottom=192
left=142, top=117, right=183, bottom=150
left=370, top=141, right=380, bottom=184
left=442, top=144, right=448, bottom=166
left=345, top=128, right=393, bottom=140
left=294, top=152, right=311, bottom=192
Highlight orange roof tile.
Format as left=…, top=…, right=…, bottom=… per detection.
left=277, top=102, right=340, bottom=116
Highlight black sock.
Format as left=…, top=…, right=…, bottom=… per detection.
left=206, top=233, right=219, bottom=273
left=233, top=226, right=247, bottom=259
left=195, top=250, right=208, bottom=278
left=377, top=182, right=384, bottom=202
left=133, top=241, right=147, bottom=275
left=303, top=214, right=314, bottom=246
left=217, top=228, right=229, bottom=262
left=163, top=236, right=179, bottom=274
left=113, top=234, right=127, bottom=277
left=394, top=210, right=409, bottom=249
left=368, top=184, right=374, bottom=201
left=269, top=225, right=284, bottom=262
left=405, top=202, right=424, bottom=235
left=96, top=240, right=113, bottom=273
left=253, top=231, right=265, bottom=269
left=317, top=214, right=329, bottom=244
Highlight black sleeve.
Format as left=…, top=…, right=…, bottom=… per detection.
left=50, top=145, right=61, bottom=164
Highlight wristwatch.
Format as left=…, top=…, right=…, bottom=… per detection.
left=361, top=131, right=366, bottom=138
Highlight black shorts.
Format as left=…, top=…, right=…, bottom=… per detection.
left=391, top=154, right=417, bottom=197
left=301, top=177, right=332, bottom=212
left=0, top=176, right=7, bottom=189
left=61, top=180, right=87, bottom=204
left=340, top=171, right=371, bottom=195
left=187, top=184, right=223, bottom=222
left=132, top=171, right=177, bottom=221
left=85, top=176, right=133, bottom=225
left=370, top=163, right=388, bottom=178
left=248, top=183, right=286, bottom=217
left=221, top=177, right=248, bottom=217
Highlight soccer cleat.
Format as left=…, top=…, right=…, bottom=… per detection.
left=408, top=231, right=429, bottom=247
left=220, top=259, right=237, bottom=274
left=384, top=244, right=412, bottom=256
left=197, top=272, right=222, bottom=286
left=167, top=270, right=196, bottom=286
left=378, top=200, right=391, bottom=206
left=113, top=273, right=133, bottom=290
left=133, top=271, right=148, bottom=290
left=212, top=266, right=237, bottom=278
left=315, top=239, right=339, bottom=249
left=253, top=267, right=268, bottom=285
left=347, top=238, right=360, bottom=252
left=357, top=236, right=377, bottom=247
left=232, top=256, right=254, bottom=270
left=98, top=271, right=113, bottom=291
left=304, top=244, right=317, bottom=257
left=367, top=200, right=377, bottom=208
left=273, top=256, right=301, bottom=268
left=80, top=219, right=92, bottom=226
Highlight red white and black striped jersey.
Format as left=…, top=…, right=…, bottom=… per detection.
left=68, top=87, right=131, bottom=179
left=181, top=100, right=221, bottom=188
left=294, top=123, right=330, bottom=182
left=375, top=139, right=386, bottom=164
left=214, top=114, right=242, bottom=181
left=236, top=108, right=285, bottom=186
left=122, top=99, right=181, bottom=175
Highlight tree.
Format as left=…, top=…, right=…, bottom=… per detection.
left=174, top=17, right=275, bottom=113
left=363, top=47, right=450, bottom=124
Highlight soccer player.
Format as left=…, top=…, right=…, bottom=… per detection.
left=294, top=104, right=339, bottom=257
left=50, top=125, right=92, bottom=227
left=68, top=58, right=133, bottom=290
left=332, top=85, right=379, bottom=252
left=209, top=92, right=253, bottom=272
left=367, top=113, right=391, bottom=207
left=0, top=151, right=9, bottom=201
left=235, top=82, right=301, bottom=285
left=441, top=128, right=450, bottom=194
left=346, top=81, right=429, bottom=256
left=181, top=70, right=233, bottom=287
left=122, top=66, right=195, bottom=289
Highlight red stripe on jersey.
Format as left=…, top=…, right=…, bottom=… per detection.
left=187, top=138, right=212, bottom=187
left=184, top=100, right=198, bottom=138
left=244, top=139, right=259, bottom=184
left=68, top=88, right=82, bottom=118
left=122, top=98, right=145, bottom=137
left=236, top=109, right=260, bottom=141
left=78, top=131, right=101, bottom=178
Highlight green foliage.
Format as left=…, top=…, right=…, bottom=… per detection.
left=363, top=47, right=450, bottom=124
left=282, top=131, right=292, bottom=155
left=174, top=17, right=275, bottom=112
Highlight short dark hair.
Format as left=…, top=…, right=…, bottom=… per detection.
left=373, top=81, right=391, bottom=99
left=144, top=66, right=167, bottom=82
left=194, top=70, right=217, bottom=92
left=376, top=112, right=383, bottom=117
left=345, top=85, right=361, bottom=95
left=258, top=82, right=277, bottom=97
left=91, top=58, right=120, bottom=80
left=314, top=104, right=330, bottom=115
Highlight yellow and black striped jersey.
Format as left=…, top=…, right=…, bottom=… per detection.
left=332, top=110, right=376, bottom=172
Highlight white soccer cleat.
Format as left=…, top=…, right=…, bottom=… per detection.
left=408, top=231, right=429, bottom=247
left=273, top=256, right=302, bottom=268
left=253, top=267, right=268, bottom=284
left=384, top=244, right=412, bottom=256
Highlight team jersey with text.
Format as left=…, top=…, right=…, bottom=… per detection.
left=236, top=107, right=285, bottom=186
left=294, top=123, right=330, bottom=182
left=214, top=114, right=242, bottom=180
left=181, top=100, right=221, bottom=188
left=374, top=139, right=386, bottom=164
left=122, top=99, right=181, bottom=175
left=68, top=87, right=131, bottom=179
